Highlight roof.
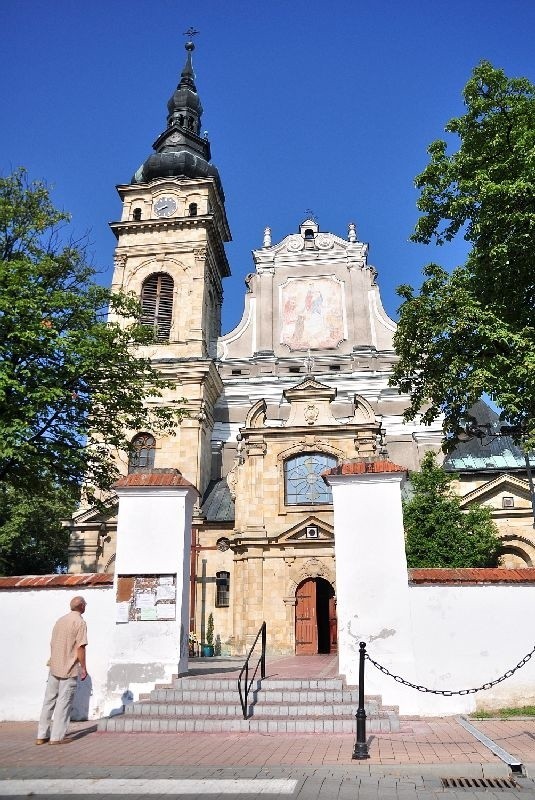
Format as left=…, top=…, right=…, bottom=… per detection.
left=444, top=400, right=535, bottom=472
left=323, top=459, right=406, bottom=476
left=114, top=469, right=196, bottom=490
left=409, top=568, right=535, bottom=585
left=0, top=573, right=113, bottom=590
left=201, top=477, right=235, bottom=522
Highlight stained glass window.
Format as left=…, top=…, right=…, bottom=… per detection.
left=284, top=453, right=337, bottom=505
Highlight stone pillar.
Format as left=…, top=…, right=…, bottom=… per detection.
left=324, top=459, right=416, bottom=708
left=255, top=268, right=275, bottom=355
left=104, top=470, right=197, bottom=713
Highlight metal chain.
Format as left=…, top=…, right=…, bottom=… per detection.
left=365, top=644, right=535, bottom=696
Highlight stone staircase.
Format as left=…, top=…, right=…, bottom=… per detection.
left=98, top=675, right=399, bottom=734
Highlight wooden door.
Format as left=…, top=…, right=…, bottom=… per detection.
left=328, top=595, right=338, bottom=654
left=295, top=579, right=317, bottom=655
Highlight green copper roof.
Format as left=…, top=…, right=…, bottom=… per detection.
left=443, top=400, right=535, bottom=472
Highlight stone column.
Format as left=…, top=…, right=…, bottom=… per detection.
left=324, top=460, right=416, bottom=709
left=104, top=470, right=197, bottom=713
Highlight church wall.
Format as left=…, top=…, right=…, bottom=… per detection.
left=192, top=528, right=234, bottom=650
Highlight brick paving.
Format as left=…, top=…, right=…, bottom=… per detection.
left=3, top=657, right=535, bottom=797
left=3, top=718, right=535, bottom=798
left=2, top=717, right=533, bottom=768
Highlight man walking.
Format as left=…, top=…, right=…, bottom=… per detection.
left=36, top=596, right=88, bottom=745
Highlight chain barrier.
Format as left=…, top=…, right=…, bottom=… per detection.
left=365, top=644, right=535, bottom=696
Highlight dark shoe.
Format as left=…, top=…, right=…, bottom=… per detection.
left=35, top=738, right=49, bottom=745
left=49, top=738, right=73, bottom=745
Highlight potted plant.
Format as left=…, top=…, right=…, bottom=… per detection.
left=202, top=613, right=215, bottom=657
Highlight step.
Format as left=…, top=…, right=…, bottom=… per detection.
left=99, top=713, right=399, bottom=734
left=98, top=674, right=400, bottom=734
left=146, top=687, right=379, bottom=705
left=170, top=678, right=345, bottom=690
left=124, top=700, right=382, bottom=718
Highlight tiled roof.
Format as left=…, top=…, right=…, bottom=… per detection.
left=201, top=478, right=235, bottom=522
left=409, top=568, right=535, bottom=585
left=324, top=459, right=406, bottom=476
left=114, top=469, right=196, bottom=490
left=0, top=573, right=114, bottom=590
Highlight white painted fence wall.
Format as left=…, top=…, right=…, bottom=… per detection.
left=2, top=460, right=535, bottom=721
left=326, top=463, right=535, bottom=716
left=0, top=586, right=115, bottom=721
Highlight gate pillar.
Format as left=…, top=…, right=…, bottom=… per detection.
left=103, top=469, right=197, bottom=713
left=323, top=459, right=415, bottom=706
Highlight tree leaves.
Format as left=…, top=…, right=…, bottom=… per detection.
left=392, top=62, right=535, bottom=449
left=0, top=169, right=187, bottom=571
left=404, top=453, right=501, bottom=568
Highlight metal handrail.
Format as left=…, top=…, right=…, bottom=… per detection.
left=237, top=621, right=266, bottom=719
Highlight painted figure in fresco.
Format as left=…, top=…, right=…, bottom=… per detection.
left=281, top=279, right=344, bottom=350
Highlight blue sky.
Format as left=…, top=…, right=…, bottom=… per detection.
left=2, top=1, right=533, bottom=332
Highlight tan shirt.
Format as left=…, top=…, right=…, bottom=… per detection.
left=49, top=611, right=88, bottom=679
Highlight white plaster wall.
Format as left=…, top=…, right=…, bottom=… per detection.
left=0, top=587, right=114, bottom=721
left=107, top=486, right=194, bottom=714
left=405, top=584, right=535, bottom=715
left=329, top=470, right=535, bottom=716
left=330, top=471, right=417, bottom=713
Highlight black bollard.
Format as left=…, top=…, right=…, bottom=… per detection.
left=352, top=641, right=370, bottom=760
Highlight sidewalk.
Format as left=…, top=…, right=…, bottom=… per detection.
left=3, top=656, right=535, bottom=796
left=2, top=718, right=535, bottom=798
left=2, top=716, right=535, bottom=770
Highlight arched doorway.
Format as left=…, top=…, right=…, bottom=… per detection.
left=295, top=577, right=337, bottom=655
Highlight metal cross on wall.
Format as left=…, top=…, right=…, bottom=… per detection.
left=195, top=559, right=216, bottom=645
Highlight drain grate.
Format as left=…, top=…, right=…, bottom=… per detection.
left=441, top=776, right=520, bottom=790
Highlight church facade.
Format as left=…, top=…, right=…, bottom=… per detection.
left=68, top=41, right=518, bottom=656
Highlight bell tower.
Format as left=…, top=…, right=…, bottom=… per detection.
left=108, top=40, right=231, bottom=498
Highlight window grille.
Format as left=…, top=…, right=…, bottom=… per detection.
left=215, top=571, right=230, bottom=607
left=284, top=453, right=337, bottom=505
left=128, top=433, right=156, bottom=472
left=140, top=273, right=174, bottom=342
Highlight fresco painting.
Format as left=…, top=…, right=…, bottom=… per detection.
left=280, top=278, right=346, bottom=351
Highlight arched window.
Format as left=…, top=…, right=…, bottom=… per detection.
left=133, top=207, right=142, bottom=221
left=304, top=228, right=315, bottom=240
left=284, top=453, right=337, bottom=505
left=188, top=202, right=198, bottom=217
left=128, top=433, right=156, bottom=473
left=140, top=273, right=174, bottom=342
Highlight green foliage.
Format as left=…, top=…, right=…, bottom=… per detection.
left=392, top=62, right=535, bottom=449
left=0, top=483, right=75, bottom=575
left=404, top=453, right=501, bottom=568
left=0, top=168, right=187, bottom=573
left=206, top=612, right=214, bottom=646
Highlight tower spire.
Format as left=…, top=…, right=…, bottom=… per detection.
left=131, top=40, right=222, bottom=193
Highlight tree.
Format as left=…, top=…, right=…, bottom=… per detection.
left=392, top=62, right=535, bottom=449
left=0, top=169, right=186, bottom=572
left=404, top=453, right=501, bottom=568
left=0, top=483, right=75, bottom=575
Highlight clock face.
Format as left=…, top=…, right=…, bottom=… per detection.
left=154, top=196, right=177, bottom=218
